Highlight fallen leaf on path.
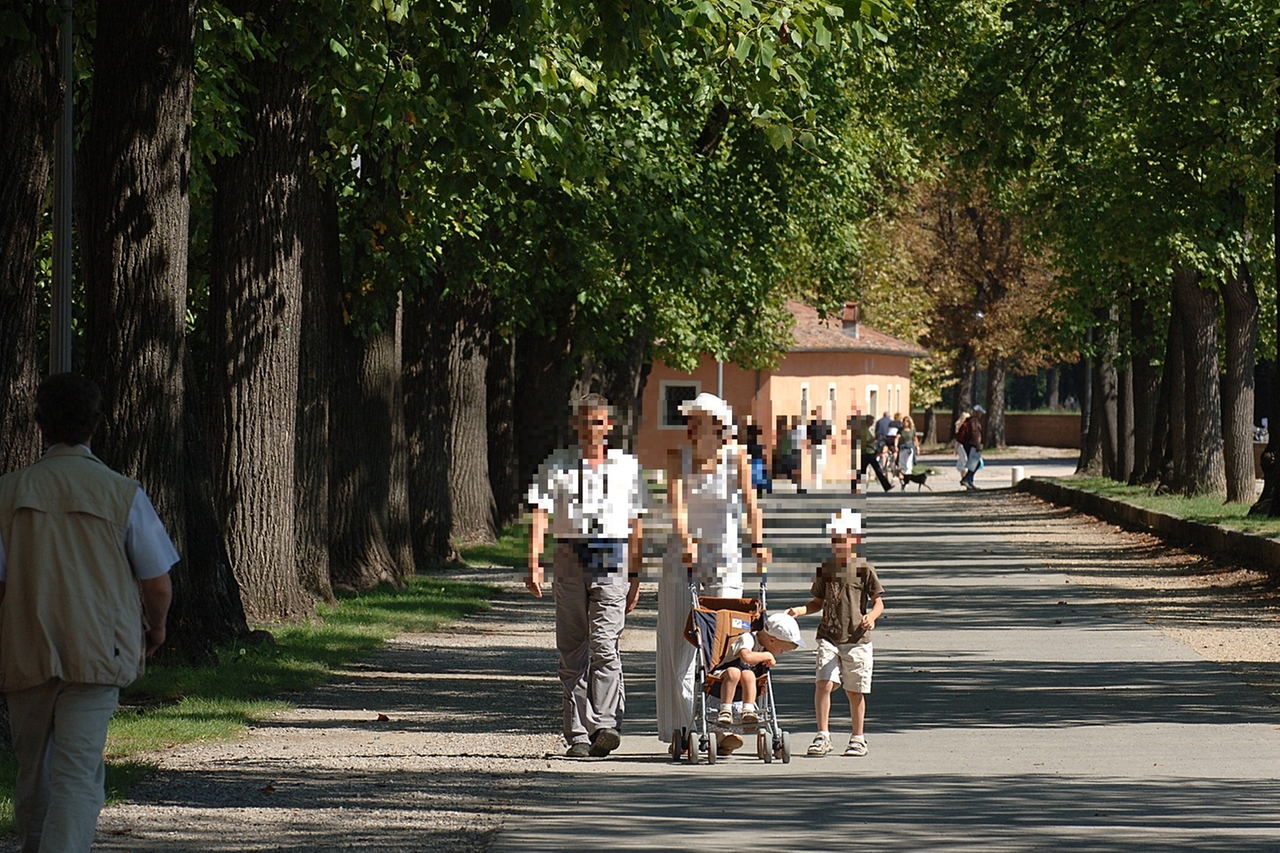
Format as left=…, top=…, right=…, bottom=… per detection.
left=109, top=828, right=132, bottom=836
left=376, top=713, right=390, bottom=722
left=261, top=784, right=276, bottom=794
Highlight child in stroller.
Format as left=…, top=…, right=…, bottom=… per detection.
left=713, top=612, right=805, bottom=731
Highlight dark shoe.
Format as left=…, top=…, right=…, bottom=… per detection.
left=565, top=742, right=591, bottom=758
left=589, top=727, right=621, bottom=757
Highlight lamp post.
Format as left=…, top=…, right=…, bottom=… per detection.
left=49, top=0, right=74, bottom=376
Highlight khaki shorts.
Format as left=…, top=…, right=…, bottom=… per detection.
left=815, top=639, right=873, bottom=694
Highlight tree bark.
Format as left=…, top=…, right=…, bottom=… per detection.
left=1076, top=327, right=1095, bottom=474
left=983, top=356, right=1006, bottom=448
left=1117, top=360, right=1135, bottom=483
left=487, top=331, right=520, bottom=529
left=0, top=8, right=56, bottom=474
left=1130, top=297, right=1161, bottom=485
left=81, top=0, right=247, bottom=653
left=293, top=178, right=340, bottom=603
left=1046, top=366, right=1060, bottom=411
left=1096, top=310, right=1120, bottom=479
left=208, top=60, right=311, bottom=621
left=329, top=316, right=404, bottom=590
left=514, top=325, right=577, bottom=506
left=923, top=406, right=938, bottom=445
left=1221, top=262, right=1258, bottom=503
left=1163, top=298, right=1188, bottom=492
left=448, top=290, right=496, bottom=546
left=1171, top=267, right=1226, bottom=497
left=403, top=284, right=454, bottom=566
left=387, top=295, right=415, bottom=576
left=1260, top=121, right=1280, bottom=515
left=952, top=345, right=977, bottom=439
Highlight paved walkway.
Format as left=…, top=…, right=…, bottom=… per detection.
left=493, top=464, right=1280, bottom=853
left=67, top=454, right=1280, bottom=851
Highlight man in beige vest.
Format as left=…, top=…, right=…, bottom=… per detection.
left=0, top=374, right=177, bottom=852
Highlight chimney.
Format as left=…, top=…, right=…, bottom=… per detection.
left=842, top=301, right=859, bottom=338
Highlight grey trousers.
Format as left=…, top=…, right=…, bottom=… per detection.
left=6, top=679, right=120, bottom=853
left=552, top=542, right=628, bottom=746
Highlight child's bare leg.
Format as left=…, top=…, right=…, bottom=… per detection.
left=740, top=671, right=758, bottom=706
left=847, top=690, right=866, bottom=736
left=720, top=668, right=741, bottom=707
left=814, top=680, right=838, bottom=731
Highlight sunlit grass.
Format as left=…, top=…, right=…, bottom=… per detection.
left=1066, top=476, right=1280, bottom=538
left=0, top=576, right=495, bottom=837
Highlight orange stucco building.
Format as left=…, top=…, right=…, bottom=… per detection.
left=635, top=301, right=929, bottom=477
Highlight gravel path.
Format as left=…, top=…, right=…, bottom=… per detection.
left=7, top=476, right=1277, bottom=851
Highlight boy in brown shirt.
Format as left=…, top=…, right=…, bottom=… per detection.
left=787, top=508, right=885, bottom=757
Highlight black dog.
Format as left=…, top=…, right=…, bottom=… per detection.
left=901, top=470, right=932, bottom=491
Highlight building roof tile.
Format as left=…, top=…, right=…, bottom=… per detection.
left=786, top=301, right=930, bottom=358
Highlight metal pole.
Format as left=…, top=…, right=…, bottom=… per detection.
left=716, top=360, right=723, bottom=398
left=49, top=0, right=74, bottom=376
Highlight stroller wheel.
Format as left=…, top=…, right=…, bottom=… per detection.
left=670, top=729, right=684, bottom=759
left=762, top=735, right=774, bottom=764
left=707, top=732, right=717, bottom=765
left=781, top=731, right=793, bottom=764
left=687, top=730, right=701, bottom=765
left=756, top=730, right=768, bottom=761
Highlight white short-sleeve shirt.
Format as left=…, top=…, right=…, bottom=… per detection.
left=0, top=486, right=179, bottom=583
left=723, top=631, right=757, bottom=665
left=527, top=447, right=647, bottom=540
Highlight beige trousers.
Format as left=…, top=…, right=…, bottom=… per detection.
left=6, top=679, right=120, bottom=853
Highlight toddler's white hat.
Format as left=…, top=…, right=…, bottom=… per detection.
left=678, top=392, right=736, bottom=435
left=827, top=508, right=863, bottom=536
left=763, top=612, right=806, bottom=648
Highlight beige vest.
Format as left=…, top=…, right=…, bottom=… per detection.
left=0, top=445, right=146, bottom=691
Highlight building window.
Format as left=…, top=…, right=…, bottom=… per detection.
left=867, top=386, right=879, bottom=419
left=800, top=383, right=810, bottom=419
left=660, top=380, right=701, bottom=429
left=827, top=383, right=837, bottom=420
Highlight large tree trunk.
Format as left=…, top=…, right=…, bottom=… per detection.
left=1076, top=328, right=1096, bottom=474
left=294, top=179, right=340, bottom=603
left=1221, top=262, right=1258, bottom=503
left=1130, top=297, right=1161, bottom=485
left=1259, top=124, right=1280, bottom=515
left=487, top=331, right=521, bottom=529
left=923, top=406, right=938, bottom=445
left=952, top=345, right=978, bottom=439
left=983, top=356, right=1006, bottom=448
left=403, top=284, right=454, bottom=566
left=1171, top=267, right=1226, bottom=497
left=1117, top=360, right=1135, bottom=483
left=1046, top=366, right=1060, bottom=411
left=0, top=8, right=56, bottom=474
left=1096, top=311, right=1120, bottom=479
left=208, top=60, right=310, bottom=621
left=1163, top=298, right=1188, bottom=492
left=514, top=326, right=577, bottom=505
left=448, top=290, right=496, bottom=546
left=329, top=316, right=404, bottom=590
left=387, top=295, right=415, bottom=575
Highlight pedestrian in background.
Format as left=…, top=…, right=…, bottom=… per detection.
left=961, top=405, right=985, bottom=490
left=807, top=408, right=832, bottom=491
left=0, top=374, right=177, bottom=852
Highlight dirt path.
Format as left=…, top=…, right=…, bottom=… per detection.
left=9, top=485, right=1277, bottom=851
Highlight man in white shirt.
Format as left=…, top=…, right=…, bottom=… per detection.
left=526, top=393, right=646, bottom=758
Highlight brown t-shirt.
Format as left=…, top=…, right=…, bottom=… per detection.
left=810, top=558, right=885, bottom=646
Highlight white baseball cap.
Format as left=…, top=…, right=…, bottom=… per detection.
left=973, top=404, right=986, bottom=414
left=763, top=612, right=806, bottom=648
left=827, top=508, right=863, bottom=536
left=678, top=392, right=736, bottom=435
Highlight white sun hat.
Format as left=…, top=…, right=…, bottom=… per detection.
left=826, top=508, right=863, bottom=536
left=678, top=392, right=736, bottom=435
left=763, top=612, right=806, bottom=649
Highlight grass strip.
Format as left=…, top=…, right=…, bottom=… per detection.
left=0, top=576, right=495, bottom=835
left=1060, top=476, right=1280, bottom=538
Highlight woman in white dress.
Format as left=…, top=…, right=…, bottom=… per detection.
left=656, top=393, right=769, bottom=751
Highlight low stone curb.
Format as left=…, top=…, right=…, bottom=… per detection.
left=1016, top=476, right=1280, bottom=574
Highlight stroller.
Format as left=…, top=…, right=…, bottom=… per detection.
left=672, top=569, right=793, bottom=765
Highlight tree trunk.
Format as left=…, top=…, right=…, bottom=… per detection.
left=952, top=345, right=977, bottom=438
left=574, top=333, right=652, bottom=454
left=1076, top=328, right=1095, bottom=474
left=487, top=331, right=520, bottom=529
left=1117, top=360, right=1135, bottom=483
left=1222, top=261, right=1258, bottom=503
left=1163, top=298, right=1188, bottom=492
left=983, top=356, right=1006, bottom=448
left=403, top=284, right=454, bottom=566
left=293, top=178, right=339, bottom=603
left=1096, top=310, right=1120, bottom=479
left=923, top=406, right=938, bottom=445
left=448, top=290, right=496, bottom=546
left=514, top=326, right=577, bottom=505
left=1046, top=366, right=1060, bottom=411
left=1171, top=267, right=1226, bottom=497
left=328, top=316, right=404, bottom=590
left=1130, top=297, right=1161, bottom=485
left=208, top=60, right=310, bottom=621
left=387, top=295, right=415, bottom=576
left=1259, top=121, right=1280, bottom=515
left=0, top=8, right=56, bottom=474
left=82, top=0, right=251, bottom=653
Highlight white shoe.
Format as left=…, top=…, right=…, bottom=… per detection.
left=807, top=734, right=832, bottom=757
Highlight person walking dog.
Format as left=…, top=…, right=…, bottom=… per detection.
left=0, top=374, right=178, bottom=852
left=526, top=393, right=646, bottom=758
